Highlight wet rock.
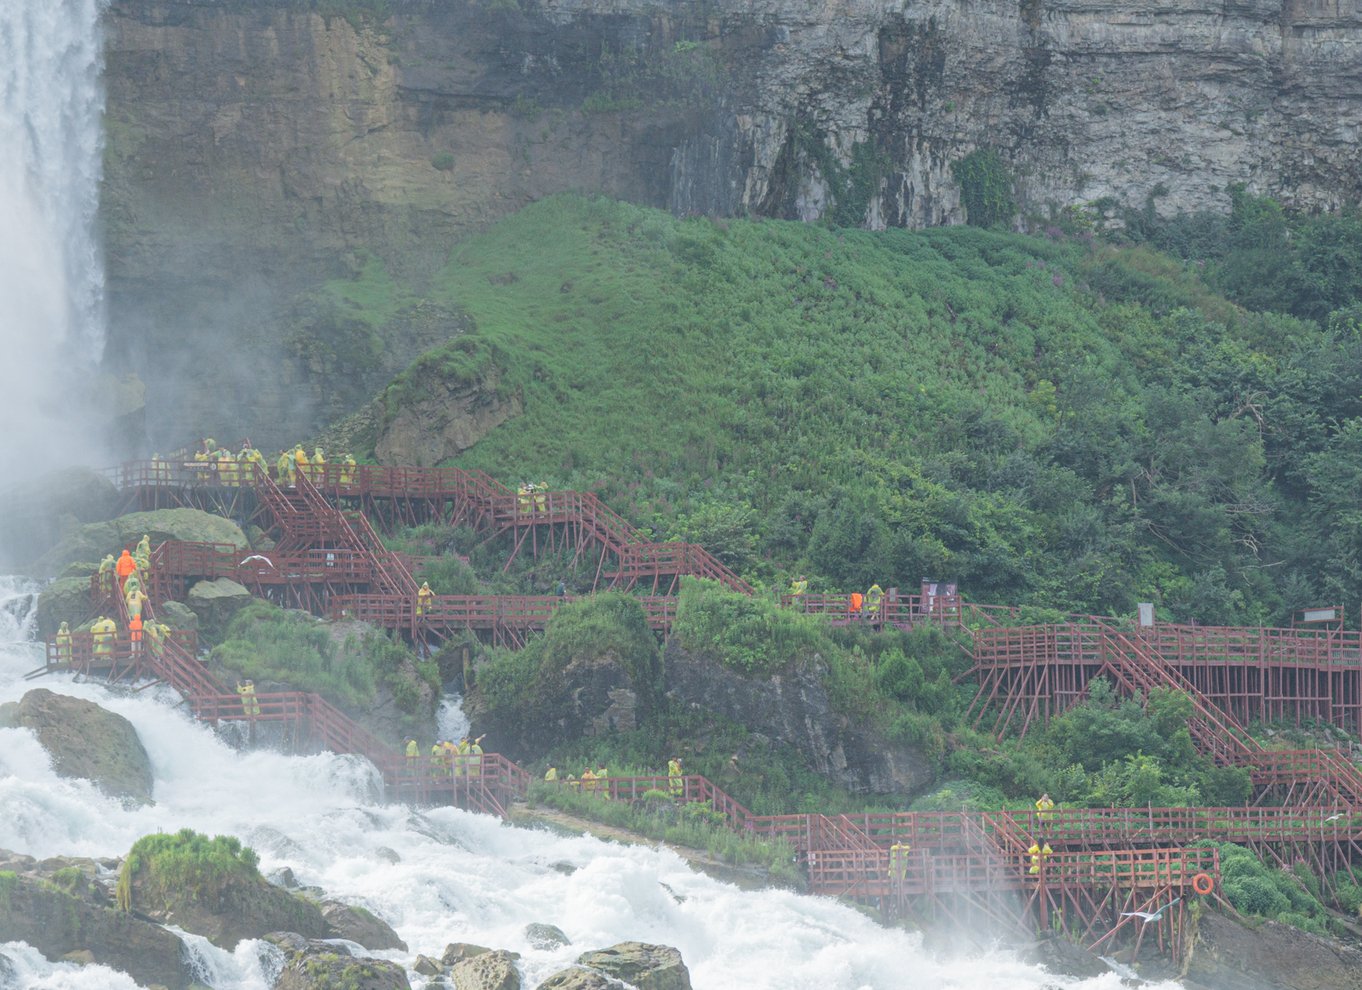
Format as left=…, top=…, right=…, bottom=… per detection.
left=31, top=507, right=248, bottom=580
left=375, top=362, right=522, bottom=467
left=33, top=577, right=94, bottom=640
left=320, top=899, right=408, bottom=952
left=1020, top=934, right=1111, bottom=981
left=4, top=689, right=153, bottom=805
left=664, top=643, right=932, bottom=797
left=122, top=832, right=331, bottom=950
left=1185, top=912, right=1362, bottom=990
left=0, top=867, right=190, bottom=989
left=270, top=935, right=411, bottom=990
left=269, top=867, right=299, bottom=888
left=186, top=577, right=253, bottom=640
left=375, top=846, right=401, bottom=864
left=525, top=922, right=570, bottom=950
left=414, top=954, right=444, bottom=976
left=155, top=600, right=199, bottom=634
left=535, top=969, right=614, bottom=990
left=447, top=948, right=521, bottom=990
left=442, top=943, right=493, bottom=967
left=575, top=943, right=691, bottom=990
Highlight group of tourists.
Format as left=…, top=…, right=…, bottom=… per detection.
left=406, top=735, right=486, bottom=778
left=540, top=756, right=684, bottom=801
left=787, top=576, right=887, bottom=618
left=180, top=438, right=359, bottom=489
left=543, top=763, right=612, bottom=795
left=66, top=535, right=172, bottom=664
left=273, top=444, right=356, bottom=488
left=516, top=482, right=550, bottom=514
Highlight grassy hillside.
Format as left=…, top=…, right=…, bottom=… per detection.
left=349, top=195, right=1361, bottom=624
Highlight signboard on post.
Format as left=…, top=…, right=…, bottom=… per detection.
left=1137, top=603, right=1155, bottom=628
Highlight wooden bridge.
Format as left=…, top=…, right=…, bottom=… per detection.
left=41, top=456, right=1362, bottom=958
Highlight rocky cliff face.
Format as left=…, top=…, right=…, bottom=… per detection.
left=102, top=0, right=1362, bottom=443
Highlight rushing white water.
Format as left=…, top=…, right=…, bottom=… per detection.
left=0, top=577, right=1186, bottom=989
left=0, top=0, right=107, bottom=478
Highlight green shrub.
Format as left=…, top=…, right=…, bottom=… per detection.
left=672, top=577, right=830, bottom=675
left=211, top=601, right=377, bottom=708
left=952, top=149, right=1016, bottom=228
left=117, top=829, right=259, bottom=913
left=431, top=152, right=455, bottom=172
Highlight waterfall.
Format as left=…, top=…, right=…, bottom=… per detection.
left=0, top=0, right=108, bottom=477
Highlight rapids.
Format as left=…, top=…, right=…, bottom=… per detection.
left=0, top=576, right=1187, bottom=990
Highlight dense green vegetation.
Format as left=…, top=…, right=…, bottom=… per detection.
left=339, top=194, right=1362, bottom=627
left=302, top=191, right=1362, bottom=932
left=116, top=829, right=259, bottom=913
left=210, top=600, right=439, bottom=724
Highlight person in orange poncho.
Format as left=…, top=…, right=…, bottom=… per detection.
left=115, top=549, right=137, bottom=590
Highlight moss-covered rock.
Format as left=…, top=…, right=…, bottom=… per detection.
left=447, top=948, right=521, bottom=990
left=268, top=933, right=412, bottom=990
left=0, top=860, right=190, bottom=989
left=156, top=599, right=200, bottom=633
left=32, top=507, right=249, bottom=578
left=187, top=578, right=253, bottom=641
left=574, top=944, right=690, bottom=990
left=3, top=690, right=153, bottom=805
left=34, top=576, right=95, bottom=640
left=117, top=830, right=330, bottom=950
left=535, top=969, right=614, bottom=990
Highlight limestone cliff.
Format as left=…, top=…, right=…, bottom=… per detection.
left=102, top=0, right=1362, bottom=445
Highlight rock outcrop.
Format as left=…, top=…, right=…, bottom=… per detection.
left=186, top=577, right=254, bottom=640
left=0, top=854, right=191, bottom=990
left=539, top=943, right=691, bottom=990
left=374, top=359, right=522, bottom=467
left=1184, top=912, right=1362, bottom=990
left=663, top=642, right=933, bottom=796
left=268, top=933, right=412, bottom=990
left=31, top=507, right=249, bottom=583
left=0, top=690, right=153, bottom=805
left=121, top=832, right=332, bottom=950
left=103, top=0, right=1362, bottom=446
left=319, top=899, right=408, bottom=952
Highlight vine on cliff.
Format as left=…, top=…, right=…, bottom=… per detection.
left=952, top=149, right=1016, bottom=228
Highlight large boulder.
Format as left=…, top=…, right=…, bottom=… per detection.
left=0, top=690, right=153, bottom=805
left=268, top=934, right=412, bottom=990
left=156, top=599, right=200, bottom=633
left=0, top=857, right=191, bottom=989
left=536, top=970, right=614, bottom=990
left=573, top=943, right=691, bottom=990
left=34, top=576, right=95, bottom=640
left=187, top=578, right=253, bottom=641
left=31, top=507, right=250, bottom=578
left=464, top=595, right=662, bottom=761
left=319, top=899, right=408, bottom=952
left=374, top=357, right=522, bottom=467
left=1185, top=912, right=1362, bottom=990
left=448, top=948, right=522, bottom=990
left=119, top=830, right=331, bottom=950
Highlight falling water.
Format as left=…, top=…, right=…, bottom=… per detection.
left=0, top=0, right=108, bottom=477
